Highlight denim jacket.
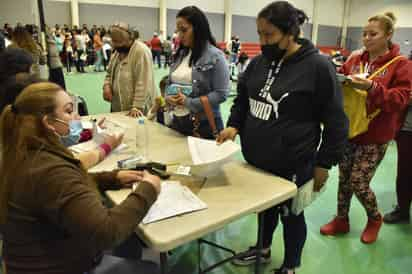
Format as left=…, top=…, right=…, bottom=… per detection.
left=169, top=43, right=230, bottom=118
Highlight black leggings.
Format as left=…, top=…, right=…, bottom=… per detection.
left=257, top=159, right=314, bottom=269
left=259, top=201, right=307, bottom=268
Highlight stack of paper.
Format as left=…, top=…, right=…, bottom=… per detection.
left=142, top=181, right=207, bottom=224
left=187, top=136, right=240, bottom=176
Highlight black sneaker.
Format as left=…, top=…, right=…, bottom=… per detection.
left=232, top=246, right=271, bottom=266
left=383, top=206, right=410, bottom=224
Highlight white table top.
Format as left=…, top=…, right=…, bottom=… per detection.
left=89, top=113, right=297, bottom=252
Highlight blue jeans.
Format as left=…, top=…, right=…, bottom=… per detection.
left=152, top=50, right=161, bottom=68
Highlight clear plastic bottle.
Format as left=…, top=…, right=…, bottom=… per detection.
left=136, top=117, right=149, bottom=160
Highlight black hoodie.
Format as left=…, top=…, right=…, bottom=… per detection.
left=227, top=39, right=348, bottom=178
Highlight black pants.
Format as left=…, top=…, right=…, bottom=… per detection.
left=258, top=159, right=314, bottom=269
left=49, top=67, right=66, bottom=90
left=152, top=50, right=161, bottom=68
left=66, top=53, right=74, bottom=72
left=76, top=49, right=85, bottom=72
left=395, top=131, right=412, bottom=214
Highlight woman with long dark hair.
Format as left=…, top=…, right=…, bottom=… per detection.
left=166, top=6, right=230, bottom=139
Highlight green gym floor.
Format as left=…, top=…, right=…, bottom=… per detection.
left=1, top=68, right=410, bottom=274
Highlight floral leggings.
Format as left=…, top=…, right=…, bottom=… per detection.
left=338, top=142, right=388, bottom=219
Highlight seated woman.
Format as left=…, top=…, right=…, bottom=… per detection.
left=166, top=6, right=230, bottom=139
left=0, top=82, right=161, bottom=274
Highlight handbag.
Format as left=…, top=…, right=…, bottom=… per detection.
left=192, top=96, right=218, bottom=139
left=171, top=96, right=218, bottom=139
left=342, top=55, right=404, bottom=138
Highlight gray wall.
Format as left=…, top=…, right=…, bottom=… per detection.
left=0, top=0, right=34, bottom=26
left=317, top=25, right=341, bottom=46
left=232, top=15, right=257, bottom=42
left=302, top=23, right=313, bottom=41
left=393, top=28, right=412, bottom=56
left=44, top=0, right=71, bottom=27
left=79, top=4, right=158, bottom=41
left=347, top=27, right=412, bottom=56
left=167, top=9, right=224, bottom=42
left=346, top=27, right=363, bottom=51
left=232, top=15, right=313, bottom=43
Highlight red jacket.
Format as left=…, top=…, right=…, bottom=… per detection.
left=150, top=37, right=162, bottom=51
left=340, top=44, right=412, bottom=144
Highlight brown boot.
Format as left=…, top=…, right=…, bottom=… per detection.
left=361, top=215, right=383, bottom=244
left=320, top=216, right=350, bottom=236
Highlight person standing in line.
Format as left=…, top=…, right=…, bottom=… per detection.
left=218, top=2, right=348, bottom=273
left=166, top=6, right=230, bottom=139
left=103, top=23, right=157, bottom=117
left=321, top=12, right=412, bottom=243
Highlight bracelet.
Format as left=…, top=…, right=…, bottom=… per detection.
left=99, top=143, right=112, bottom=157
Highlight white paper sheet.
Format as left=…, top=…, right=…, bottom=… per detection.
left=187, top=136, right=240, bottom=165
left=142, top=181, right=207, bottom=224
left=291, top=179, right=326, bottom=215
left=187, top=137, right=240, bottom=176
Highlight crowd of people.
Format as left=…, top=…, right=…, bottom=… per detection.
left=0, top=1, right=412, bottom=274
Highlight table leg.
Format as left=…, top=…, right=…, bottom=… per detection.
left=255, top=213, right=264, bottom=274
left=160, top=252, right=168, bottom=274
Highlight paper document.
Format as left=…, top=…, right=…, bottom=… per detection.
left=142, top=181, right=207, bottom=224
left=291, top=179, right=326, bottom=215
left=187, top=137, right=240, bottom=176
left=188, top=136, right=240, bottom=165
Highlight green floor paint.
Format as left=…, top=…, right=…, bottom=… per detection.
left=64, top=69, right=412, bottom=274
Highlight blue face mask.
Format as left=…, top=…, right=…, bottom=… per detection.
left=55, top=119, right=83, bottom=147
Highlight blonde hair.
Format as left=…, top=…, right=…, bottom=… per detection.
left=368, top=12, right=397, bottom=35
left=0, top=82, right=65, bottom=224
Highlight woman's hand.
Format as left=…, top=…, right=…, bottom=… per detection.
left=116, top=171, right=161, bottom=194
left=313, top=167, right=329, bottom=192
left=97, top=117, right=106, bottom=129
left=175, top=92, right=186, bottom=106
left=346, top=76, right=373, bottom=91
left=128, top=107, right=144, bottom=118
left=103, top=84, right=113, bottom=102
left=141, top=171, right=161, bottom=194
left=166, top=95, right=181, bottom=106
left=103, top=133, right=124, bottom=151
left=116, top=170, right=144, bottom=188
left=216, top=127, right=238, bottom=144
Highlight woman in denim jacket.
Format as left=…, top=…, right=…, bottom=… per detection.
left=166, top=6, right=230, bottom=139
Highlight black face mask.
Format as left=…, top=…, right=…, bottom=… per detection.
left=261, top=41, right=287, bottom=62
left=115, top=46, right=130, bottom=54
